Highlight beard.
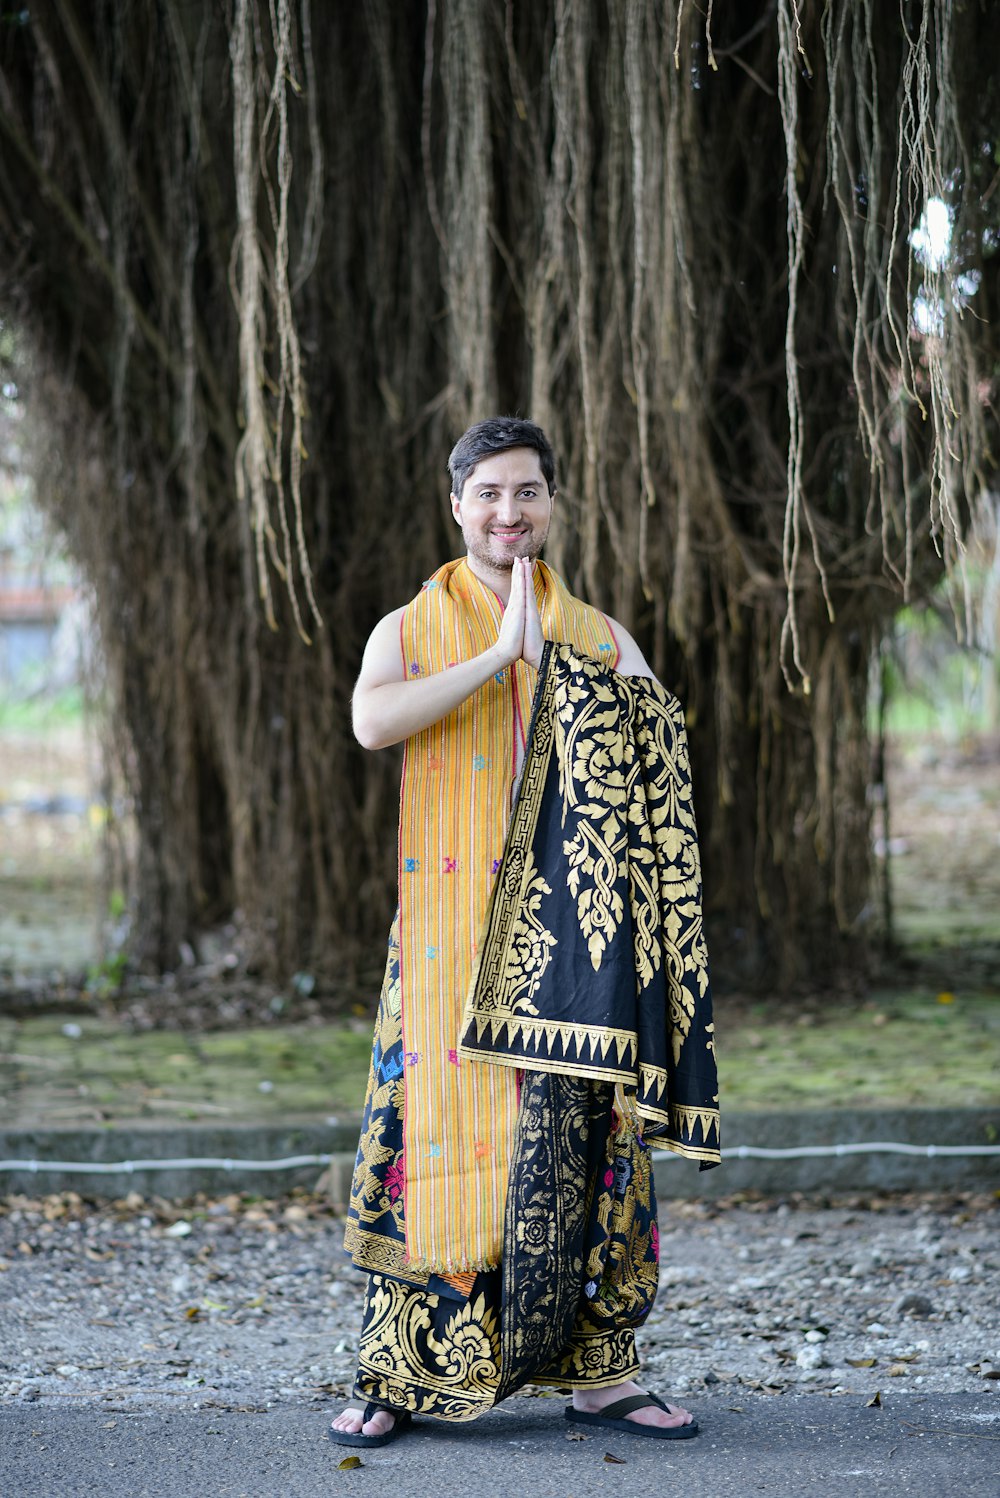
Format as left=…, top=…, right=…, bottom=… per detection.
left=461, top=524, right=548, bottom=572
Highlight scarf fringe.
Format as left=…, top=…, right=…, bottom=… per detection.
left=402, top=1253, right=500, bottom=1276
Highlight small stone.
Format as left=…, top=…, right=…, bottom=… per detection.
left=866, top=1322, right=888, bottom=1336
left=895, top=1294, right=935, bottom=1319
left=804, top=1330, right=827, bottom=1344
left=164, top=1221, right=192, bottom=1238
left=55, top=1364, right=80, bottom=1377
left=796, top=1346, right=826, bottom=1371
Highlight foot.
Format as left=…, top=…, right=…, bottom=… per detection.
left=330, top=1404, right=399, bottom=1440
left=572, top=1379, right=693, bottom=1432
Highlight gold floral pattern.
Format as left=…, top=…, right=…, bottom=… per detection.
left=502, top=852, right=556, bottom=1015
left=353, top=1075, right=654, bottom=1420
left=460, top=644, right=720, bottom=1164
left=343, top=915, right=430, bottom=1285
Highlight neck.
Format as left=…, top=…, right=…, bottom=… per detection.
left=464, top=552, right=515, bottom=603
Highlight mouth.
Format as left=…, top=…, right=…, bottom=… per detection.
left=490, top=528, right=529, bottom=542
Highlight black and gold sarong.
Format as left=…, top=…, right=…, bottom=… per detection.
left=343, top=642, right=718, bottom=1421
left=344, top=918, right=658, bottom=1420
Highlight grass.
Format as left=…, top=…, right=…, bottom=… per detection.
left=0, top=1018, right=375, bottom=1128
left=715, top=988, right=999, bottom=1112
left=0, top=687, right=86, bottom=732
left=1, top=987, right=996, bottom=1128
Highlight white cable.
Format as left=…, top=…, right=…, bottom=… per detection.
left=652, top=1141, right=1000, bottom=1162
left=0, top=1140, right=998, bottom=1176
left=0, top=1153, right=334, bottom=1175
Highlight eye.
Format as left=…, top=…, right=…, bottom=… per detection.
left=519, top=488, right=539, bottom=500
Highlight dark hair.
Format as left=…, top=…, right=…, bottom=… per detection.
left=448, top=417, right=556, bottom=500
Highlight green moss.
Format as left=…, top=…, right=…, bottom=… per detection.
left=1, top=989, right=996, bottom=1128
left=0, top=1018, right=374, bottom=1127
left=715, top=988, right=999, bottom=1110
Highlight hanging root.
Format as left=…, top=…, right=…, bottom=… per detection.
left=230, top=0, right=322, bottom=642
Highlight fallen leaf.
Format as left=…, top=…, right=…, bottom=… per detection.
left=184, top=1307, right=201, bottom=1321
left=604, top=1452, right=626, bottom=1464
left=103, top=1420, right=117, bottom=1430
left=847, top=1358, right=877, bottom=1368
left=338, top=1456, right=364, bottom=1470
left=565, top=1430, right=589, bottom=1441
left=866, top=1391, right=882, bottom=1408
left=888, top=1364, right=909, bottom=1377
left=936, top=991, right=956, bottom=1004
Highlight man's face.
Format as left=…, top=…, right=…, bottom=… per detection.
left=451, top=446, right=554, bottom=572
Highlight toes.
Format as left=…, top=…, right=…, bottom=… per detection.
left=364, top=1411, right=396, bottom=1437
left=662, top=1405, right=692, bottom=1424
left=331, top=1413, right=364, bottom=1434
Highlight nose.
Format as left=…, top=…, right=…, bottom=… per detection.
left=496, top=492, right=521, bottom=525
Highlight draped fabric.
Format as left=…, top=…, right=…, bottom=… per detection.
left=343, top=573, right=718, bottom=1421
left=396, top=561, right=620, bottom=1270
left=459, top=643, right=721, bottom=1166
left=345, top=919, right=659, bottom=1420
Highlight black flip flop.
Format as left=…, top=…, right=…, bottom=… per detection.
left=329, top=1399, right=414, bottom=1449
left=565, top=1391, right=699, bottom=1440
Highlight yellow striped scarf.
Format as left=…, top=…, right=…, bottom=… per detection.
left=398, top=558, right=619, bottom=1271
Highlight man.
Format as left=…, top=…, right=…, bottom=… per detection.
left=331, top=417, right=718, bottom=1448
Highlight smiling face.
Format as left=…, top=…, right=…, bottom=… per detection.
left=450, top=446, right=554, bottom=577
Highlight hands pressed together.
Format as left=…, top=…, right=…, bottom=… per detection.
left=494, top=557, right=544, bottom=670
left=352, top=557, right=548, bottom=750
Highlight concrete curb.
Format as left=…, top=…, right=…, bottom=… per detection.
left=0, top=1121, right=360, bottom=1201
left=653, top=1107, right=1000, bottom=1197
left=0, top=1109, right=997, bottom=1199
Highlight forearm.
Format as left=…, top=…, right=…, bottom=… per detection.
left=353, top=645, right=508, bottom=749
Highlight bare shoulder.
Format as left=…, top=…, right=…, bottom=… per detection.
left=355, top=605, right=407, bottom=689
left=606, top=616, right=655, bottom=679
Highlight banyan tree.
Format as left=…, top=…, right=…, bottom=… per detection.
left=0, top=2, right=996, bottom=990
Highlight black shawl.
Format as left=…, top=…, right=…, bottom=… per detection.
left=459, top=642, right=720, bottom=1167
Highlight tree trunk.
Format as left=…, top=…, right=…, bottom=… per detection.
left=0, top=1, right=995, bottom=990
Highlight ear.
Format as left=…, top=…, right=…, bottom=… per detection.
left=449, top=491, right=462, bottom=525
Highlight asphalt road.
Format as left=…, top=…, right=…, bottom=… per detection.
left=3, top=1394, right=999, bottom=1498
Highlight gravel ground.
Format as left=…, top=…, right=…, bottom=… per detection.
left=1, top=1189, right=998, bottom=1416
